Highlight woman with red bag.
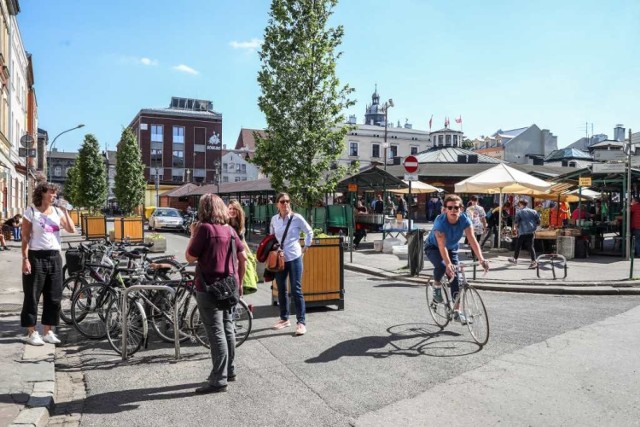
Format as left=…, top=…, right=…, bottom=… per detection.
left=270, top=192, right=313, bottom=336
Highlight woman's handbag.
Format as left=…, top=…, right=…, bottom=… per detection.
left=264, top=216, right=293, bottom=273
left=199, top=232, right=240, bottom=310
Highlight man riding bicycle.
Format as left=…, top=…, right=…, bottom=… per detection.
left=424, top=194, right=489, bottom=322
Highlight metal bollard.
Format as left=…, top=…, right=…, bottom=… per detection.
left=121, top=285, right=180, bottom=361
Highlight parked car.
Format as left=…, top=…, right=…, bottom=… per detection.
left=148, top=208, right=184, bottom=231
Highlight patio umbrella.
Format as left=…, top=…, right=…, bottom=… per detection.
left=454, top=164, right=552, bottom=248
left=389, top=180, right=443, bottom=194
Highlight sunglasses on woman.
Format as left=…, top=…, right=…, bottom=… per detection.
left=279, top=199, right=291, bottom=204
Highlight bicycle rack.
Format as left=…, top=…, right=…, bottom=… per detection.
left=121, top=285, right=181, bottom=361
left=535, top=253, right=568, bottom=280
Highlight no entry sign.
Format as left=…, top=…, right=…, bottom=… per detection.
left=403, top=155, right=419, bottom=173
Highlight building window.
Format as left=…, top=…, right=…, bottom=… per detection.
left=151, top=148, right=163, bottom=167
left=222, top=176, right=229, bottom=183
left=172, top=150, right=184, bottom=167
left=240, top=164, right=246, bottom=174
left=222, top=162, right=228, bottom=173
left=438, top=135, right=444, bottom=146
left=372, top=144, right=380, bottom=158
left=173, top=126, right=185, bottom=143
left=54, top=166, right=62, bottom=177
left=445, top=135, right=452, bottom=146
left=453, top=135, right=458, bottom=146
left=228, top=162, right=235, bottom=172
left=410, top=146, right=418, bottom=155
left=349, top=142, right=358, bottom=157
left=390, top=144, right=398, bottom=159
left=151, top=125, right=163, bottom=142
left=235, top=176, right=242, bottom=182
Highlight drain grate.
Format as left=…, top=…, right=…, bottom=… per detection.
left=0, top=303, right=22, bottom=313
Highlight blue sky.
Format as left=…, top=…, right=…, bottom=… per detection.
left=18, top=0, right=640, bottom=153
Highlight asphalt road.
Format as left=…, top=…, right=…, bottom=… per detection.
left=54, top=231, right=640, bottom=426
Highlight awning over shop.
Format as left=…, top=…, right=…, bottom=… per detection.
left=336, top=164, right=407, bottom=193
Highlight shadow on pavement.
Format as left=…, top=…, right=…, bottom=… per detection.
left=305, top=322, right=479, bottom=363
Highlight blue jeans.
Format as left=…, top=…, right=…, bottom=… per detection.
left=13, top=226, right=21, bottom=241
left=425, top=246, right=460, bottom=301
left=633, top=229, right=640, bottom=257
left=195, top=292, right=235, bottom=387
left=274, top=256, right=305, bottom=325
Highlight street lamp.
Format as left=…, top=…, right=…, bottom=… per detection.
left=382, top=99, right=394, bottom=171
left=214, top=160, right=221, bottom=194
left=47, top=124, right=85, bottom=182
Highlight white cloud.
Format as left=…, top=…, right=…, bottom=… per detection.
left=229, top=38, right=262, bottom=51
left=140, top=57, right=158, bottom=66
left=172, top=64, right=199, bottom=75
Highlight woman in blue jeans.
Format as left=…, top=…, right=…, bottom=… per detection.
left=270, top=192, right=313, bottom=336
left=424, top=194, right=489, bottom=323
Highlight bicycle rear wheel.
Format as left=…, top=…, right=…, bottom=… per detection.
left=189, top=299, right=253, bottom=348
left=462, top=286, right=490, bottom=346
left=105, top=296, right=147, bottom=356
left=71, top=283, right=115, bottom=339
left=426, top=279, right=450, bottom=328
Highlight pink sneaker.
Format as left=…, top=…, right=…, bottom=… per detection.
left=295, top=323, right=307, bottom=336
left=272, top=320, right=291, bottom=330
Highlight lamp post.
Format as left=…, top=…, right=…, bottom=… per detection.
left=382, top=99, right=394, bottom=171
left=214, top=160, right=221, bottom=194
left=47, top=124, right=85, bottom=182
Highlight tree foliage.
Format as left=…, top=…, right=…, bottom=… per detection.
left=114, top=128, right=146, bottom=216
left=254, top=0, right=356, bottom=208
left=64, top=164, right=80, bottom=207
left=462, top=138, right=475, bottom=149
left=76, top=134, right=108, bottom=214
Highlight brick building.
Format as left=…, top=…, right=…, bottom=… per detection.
left=128, top=97, right=223, bottom=206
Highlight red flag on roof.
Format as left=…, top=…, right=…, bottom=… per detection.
left=428, top=115, right=433, bottom=130
left=455, top=115, right=462, bottom=124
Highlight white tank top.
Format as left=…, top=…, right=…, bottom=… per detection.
left=24, top=206, right=62, bottom=251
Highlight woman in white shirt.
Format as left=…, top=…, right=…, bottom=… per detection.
left=21, top=181, right=75, bottom=346
left=270, top=192, right=313, bottom=336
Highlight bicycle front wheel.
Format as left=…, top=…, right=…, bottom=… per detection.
left=105, top=297, right=147, bottom=356
left=462, top=287, right=490, bottom=346
left=149, top=285, right=194, bottom=343
left=426, top=280, right=450, bottom=328
left=60, top=276, right=88, bottom=325
left=71, top=283, right=115, bottom=339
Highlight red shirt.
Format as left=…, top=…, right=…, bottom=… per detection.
left=631, top=203, right=640, bottom=229
left=188, top=223, right=245, bottom=292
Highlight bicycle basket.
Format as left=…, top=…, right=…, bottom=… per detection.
left=65, top=248, right=85, bottom=275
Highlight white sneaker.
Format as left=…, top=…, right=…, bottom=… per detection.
left=26, top=331, right=45, bottom=346
left=43, top=331, right=61, bottom=344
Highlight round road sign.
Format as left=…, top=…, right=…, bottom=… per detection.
left=403, top=155, right=419, bottom=173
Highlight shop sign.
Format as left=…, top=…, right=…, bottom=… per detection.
left=578, top=177, right=592, bottom=187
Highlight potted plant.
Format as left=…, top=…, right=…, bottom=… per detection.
left=144, top=232, right=166, bottom=253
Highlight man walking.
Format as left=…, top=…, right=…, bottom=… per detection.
left=465, top=195, right=487, bottom=245
left=508, top=199, right=541, bottom=269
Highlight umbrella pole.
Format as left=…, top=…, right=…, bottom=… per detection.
left=498, top=189, right=503, bottom=249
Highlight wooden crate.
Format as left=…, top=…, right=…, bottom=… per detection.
left=272, top=237, right=344, bottom=310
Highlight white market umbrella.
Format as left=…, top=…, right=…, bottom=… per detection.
left=454, top=164, right=552, bottom=249
left=389, top=180, right=444, bottom=194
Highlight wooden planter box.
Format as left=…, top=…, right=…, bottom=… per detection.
left=68, top=209, right=80, bottom=226
left=271, top=237, right=344, bottom=310
left=82, top=216, right=107, bottom=240
left=113, top=217, right=144, bottom=243
left=144, top=236, right=166, bottom=253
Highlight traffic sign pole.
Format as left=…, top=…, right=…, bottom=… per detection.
left=402, top=155, right=419, bottom=231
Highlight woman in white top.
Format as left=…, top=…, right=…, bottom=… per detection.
left=270, top=192, right=313, bottom=336
left=21, top=181, right=75, bottom=346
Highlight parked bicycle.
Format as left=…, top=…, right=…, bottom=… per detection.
left=426, top=261, right=490, bottom=346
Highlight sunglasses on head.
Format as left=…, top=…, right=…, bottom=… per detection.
left=446, top=205, right=461, bottom=211
left=279, top=199, right=291, bottom=204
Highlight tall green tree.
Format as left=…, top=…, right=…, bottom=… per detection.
left=64, top=164, right=80, bottom=208
left=254, top=0, right=355, bottom=208
left=76, top=134, right=108, bottom=214
left=114, top=128, right=146, bottom=216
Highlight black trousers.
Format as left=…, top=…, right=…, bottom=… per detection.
left=513, top=233, right=536, bottom=262
left=21, top=250, right=63, bottom=327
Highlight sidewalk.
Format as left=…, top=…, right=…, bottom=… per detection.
left=341, top=222, right=640, bottom=295
left=0, top=238, right=62, bottom=427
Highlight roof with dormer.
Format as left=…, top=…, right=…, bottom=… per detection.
left=544, top=148, right=592, bottom=161
left=414, top=147, right=502, bottom=163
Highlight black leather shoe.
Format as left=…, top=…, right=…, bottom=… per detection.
left=228, top=375, right=236, bottom=382
left=195, top=384, right=227, bottom=394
